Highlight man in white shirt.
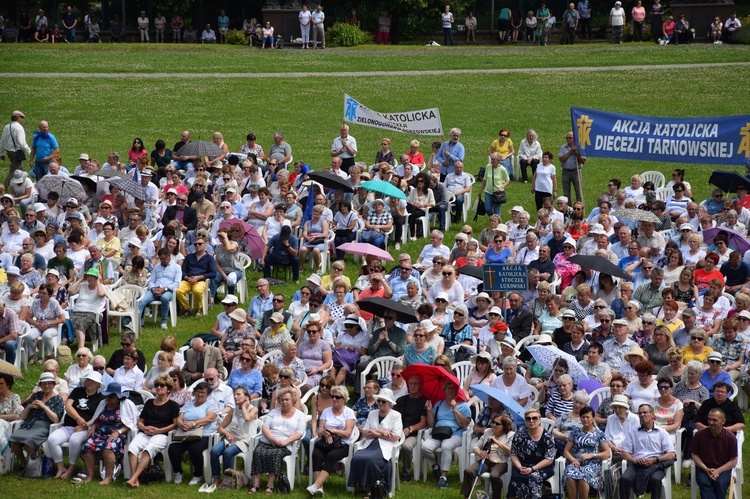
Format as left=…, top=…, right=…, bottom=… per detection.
left=415, top=230, right=450, bottom=270
left=516, top=231, right=540, bottom=265
left=1, top=217, right=29, bottom=255
left=139, top=169, right=159, bottom=204
left=330, top=125, right=357, bottom=174
left=725, top=12, right=742, bottom=42
left=442, top=160, right=472, bottom=226
left=610, top=226, right=632, bottom=260
left=204, top=367, right=235, bottom=420
left=201, top=23, right=216, bottom=43
left=311, top=5, right=325, bottom=48
left=0, top=111, right=30, bottom=186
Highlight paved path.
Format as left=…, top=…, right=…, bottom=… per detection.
left=2, top=61, right=748, bottom=79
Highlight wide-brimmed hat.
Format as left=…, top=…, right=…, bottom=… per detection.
left=488, top=306, right=503, bottom=316
left=418, top=319, right=439, bottom=333
left=500, top=334, right=517, bottom=349
left=229, top=309, right=247, bottom=322
left=33, top=202, right=46, bottom=213
left=435, top=292, right=450, bottom=302
left=624, top=346, right=646, bottom=361
left=127, top=238, right=142, bottom=249
left=344, top=314, right=362, bottom=328
left=496, top=224, right=509, bottom=233
left=471, top=351, right=493, bottom=365
left=535, top=334, right=554, bottom=345
left=39, top=372, right=56, bottom=384
left=563, top=237, right=577, bottom=248
left=610, top=394, right=630, bottom=409
left=307, top=274, right=322, bottom=286
left=471, top=292, right=495, bottom=308
left=103, top=382, right=128, bottom=399
left=46, top=269, right=60, bottom=278
left=374, top=388, right=397, bottom=405
left=11, top=170, right=26, bottom=184
left=6, top=266, right=20, bottom=276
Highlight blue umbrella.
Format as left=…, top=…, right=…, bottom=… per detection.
left=470, top=384, right=526, bottom=428
left=359, top=180, right=407, bottom=200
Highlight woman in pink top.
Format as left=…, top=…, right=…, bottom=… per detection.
left=631, top=0, right=646, bottom=40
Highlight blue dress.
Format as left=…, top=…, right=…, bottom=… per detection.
left=81, top=407, right=127, bottom=459
left=508, top=427, right=556, bottom=498
left=563, top=426, right=608, bottom=490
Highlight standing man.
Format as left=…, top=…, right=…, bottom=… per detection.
left=62, top=5, right=77, bottom=42
left=29, top=120, right=59, bottom=180
left=0, top=110, right=30, bottom=187
left=691, top=408, right=738, bottom=499
left=562, top=3, right=580, bottom=44
left=619, top=404, right=675, bottom=499
left=268, top=132, right=292, bottom=169
left=558, top=131, right=586, bottom=203
left=576, top=0, right=592, bottom=40
left=330, top=125, right=357, bottom=174
left=436, top=128, right=465, bottom=182
left=311, top=4, right=325, bottom=49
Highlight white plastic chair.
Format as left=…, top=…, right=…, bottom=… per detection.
left=38, top=324, right=64, bottom=361
left=259, top=349, right=283, bottom=368
left=149, top=289, right=178, bottom=328
left=3, top=322, right=31, bottom=371
left=527, top=385, right=541, bottom=409
left=186, top=284, right=211, bottom=317
left=359, top=356, right=401, bottom=392
left=463, top=173, right=476, bottom=222
left=217, top=253, right=253, bottom=303
left=588, top=387, right=611, bottom=411
left=655, top=187, right=673, bottom=202
left=641, top=171, right=666, bottom=189
left=244, top=429, right=301, bottom=490
left=452, top=361, right=473, bottom=387
left=346, top=432, right=405, bottom=497
left=308, top=426, right=359, bottom=485
left=108, top=284, right=145, bottom=339
left=419, top=422, right=473, bottom=482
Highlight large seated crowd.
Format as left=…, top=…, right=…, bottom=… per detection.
left=0, top=108, right=747, bottom=498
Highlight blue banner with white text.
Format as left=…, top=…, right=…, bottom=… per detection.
left=570, top=107, right=750, bottom=166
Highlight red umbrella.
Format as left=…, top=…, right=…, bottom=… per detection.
left=400, top=364, right=468, bottom=404
left=219, top=218, right=265, bottom=260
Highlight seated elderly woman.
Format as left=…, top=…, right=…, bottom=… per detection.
left=544, top=374, right=575, bottom=422
left=462, top=413, right=514, bottom=499
left=563, top=406, right=610, bottom=499
left=79, top=382, right=139, bottom=484
left=167, top=381, right=219, bottom=486
left=9, top=372, right=64, bottom=476
left=47, top=371, right=105, bottom=479
left=273, top=340, right=306, bottom=386
left=348, top=388, right=404, bottom=496
left=227, top=349, right=262, bottom=399
left=250, top=387, right=306, bottom=494
left=126, top=374, right=181, bottom=488
left=507, top=408, right=556, bottom=499
left=307, top=385, right=357, bottom=495
left=0, top=373, right=23, bottom=423
left=25, top=283, right=66, bottom=363
left=64, top=346, right=94, bottom=388
left=113, top=351, right=145, bottom=392
left=143, top=351, right=175, bottom=391
left=421, top=381, right=472, bottom=489
left=551, top=389, right=590, bottom=456
left=494, top=356, right=531, bottom=409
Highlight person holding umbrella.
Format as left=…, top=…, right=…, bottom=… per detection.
left=461, top=413, right=514, bottom=499
left=421, top=380, right=472, bottom=489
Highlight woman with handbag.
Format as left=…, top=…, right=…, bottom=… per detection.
left=306, top=385, right=357, bottom=496
left=205, top=386, right=258, bottom=493
left=420, top=381, right=471, bottom=489
left=481, top=153, right=509, bottom=216
left=348, top=388, right=404, bottom=495
left=167, top=381, right=218, bottom=486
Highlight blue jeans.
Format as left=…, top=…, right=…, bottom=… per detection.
left=435, top=202, right=449, bottom=230
left=484, top=192, right=502, bottom=216
left=1, top=340, right=17, bottom=365
left=696, top=468, right=732, bottom=499
left=139, top=290, right=174, bottom=324
left=210, top=440, right=243, bottom=478
left=501, top=157, right=513, bottom=180
left=65, top=27, right=76, bottom=42
left=211, top=269, right=244, bottom=298
left=31, top=161, right=49, bottom=180
left=171, top=160, right=194, bottom=171
left=443, top=27, right=454, bottom=46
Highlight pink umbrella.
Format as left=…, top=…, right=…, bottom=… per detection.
left=219, top=218, right=265, bottom=259
left=336, top=242, right=394, bottom=262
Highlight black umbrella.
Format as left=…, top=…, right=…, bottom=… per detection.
left=71, top=175, right=96, bottom=192
left=569, top=254, right=627, bottom=280
left=708, top=170, right=750, bottom=194
left=457, top=265, right=483, bottom=280
left=357, top=297, right=419, bottom=324
left=175, top=140, right=224, bottom=158
left=35, top=175, right=85, bottom=201
left=308, top=171, right=355, bottom=193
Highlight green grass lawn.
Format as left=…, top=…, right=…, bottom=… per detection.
left=1, top=44, right=749, bottom=497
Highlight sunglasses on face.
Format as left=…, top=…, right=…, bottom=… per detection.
left=154, top=383, right=167, bottom=388
left=331, top=395, right=344, bottom=400
left=279, top=375, right=291, bottom=379
left=320, top=384, right=330, bottom=389
left=525, top=416, right=539, bottom=421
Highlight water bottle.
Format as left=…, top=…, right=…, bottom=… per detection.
left=290, top=35, right=293, bottom=43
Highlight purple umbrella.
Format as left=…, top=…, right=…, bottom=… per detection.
left=702, top=226, right=750, bottom=254
left=219, top=218, right=265, bottom=259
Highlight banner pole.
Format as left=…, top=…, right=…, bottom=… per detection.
left=577, top=163, right=585, bottom=207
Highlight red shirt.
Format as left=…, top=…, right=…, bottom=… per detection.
left=357, top=286, right=385, bottom=321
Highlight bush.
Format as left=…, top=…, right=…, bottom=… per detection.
left=225, top=29, right=247, bottom=45
left=732, top=27, right=750, bottom=44
left=623, top=22, right=652, bottom=42
left=327, top=22, right=372, bottom=47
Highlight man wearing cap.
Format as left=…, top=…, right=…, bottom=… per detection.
left=619, top=403, right=675, bottom=499
left=139, top=248, right=182, bottom=330
left=261, top=224, right=300, bottom=283
left=225, top=187, right=248, bottom=221
left=28, top=120, right=59, bottom=180
left=175, top=235, right=216, bottom=318
left=136, top=168, right=159, bottom=204
left=247, top=278, right=273, bottom=330
left=691, top=407, right=738, bottom=499
left=603, top=318, right=638, bottom=372
left=604, top=394, right=639, bottom=457
left=0, top=111, right=30, bottom=187
left=212, top=294, right=239, bottom=338
left=183, top=337, right=224, bottom=384
left=72, top=152, right=91, bottom=176
left=633, top=267, right=665, bottom=310
left=507, top=291, right=533, bottom=341
left=695, top=381, right=745, bottom=433
left=670, top=308, right=694, bottom=348
left=0, top=297, right=20, bottom=365
left=415, top=230, right=450, bottom=270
